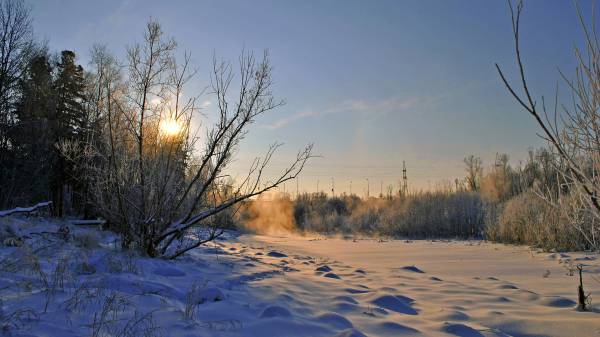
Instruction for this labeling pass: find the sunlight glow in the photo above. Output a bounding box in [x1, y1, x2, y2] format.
[160, 119, 181, 137]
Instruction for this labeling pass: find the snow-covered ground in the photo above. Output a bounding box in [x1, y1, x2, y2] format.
[1, 217, 599, 337]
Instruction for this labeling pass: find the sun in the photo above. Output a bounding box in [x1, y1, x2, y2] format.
[160, 119, 181, 137]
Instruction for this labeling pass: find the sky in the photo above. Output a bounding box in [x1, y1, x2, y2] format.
[29, 0, 594, 195]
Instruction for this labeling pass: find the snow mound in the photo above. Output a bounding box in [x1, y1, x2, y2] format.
[333, 295, 359, 304]
[316, 312, 353, 329]
[442, 322, 484, 337]
[335, 328, 368, 337]
[574, 256, 596, 261]
[370, 294, 418, 315]
[315, 265, 332, 272]
[267, 251, 287, 258]
[259, 305, 292, 318]
[377, 321, 420, 334]
[323, 272, 341, 279]
[539, 296, 576, 308]
[331, 302, 359, 312]
[434, 310, 470, 321]
[400, 265, 424, 273]
[196, 287, 225, 303]
[344, 287, 370, 294]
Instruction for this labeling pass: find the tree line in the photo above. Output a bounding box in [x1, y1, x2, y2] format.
[0, 1, 89, 215]
[240, 147, 592, 252]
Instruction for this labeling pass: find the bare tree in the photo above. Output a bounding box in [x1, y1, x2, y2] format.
[0, 0, 33, 206]
[68, 20, 312, 258]
[464, 155, 482, 192]
[0, 0, 31, 122]
[496, 0, 599, 251]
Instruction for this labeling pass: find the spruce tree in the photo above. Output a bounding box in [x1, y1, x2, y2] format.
[13, 53, 56, 205]
[53, 50, 88, 216]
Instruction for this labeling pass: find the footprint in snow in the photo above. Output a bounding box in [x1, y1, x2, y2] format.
[324, 272, 341, 279]
[267, 251, 287, 258]
[345, 288, 371, 294]
[575, 256, 596, 261]
[400, 265, 424, 273]
[315, 265, 332, 272]
[442, 323, 485, 337]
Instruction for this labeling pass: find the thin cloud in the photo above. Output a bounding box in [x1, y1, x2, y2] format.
[263, 96, 427, 130]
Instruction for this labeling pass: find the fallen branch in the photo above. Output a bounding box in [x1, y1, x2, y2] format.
[0, 201, 52, 217]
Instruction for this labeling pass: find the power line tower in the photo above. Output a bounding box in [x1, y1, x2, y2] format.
[402, 161, 408, 196]
[331, 177, 335, 197]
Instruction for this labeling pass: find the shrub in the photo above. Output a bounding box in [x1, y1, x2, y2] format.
[486, 190, 589, 251]
[287, 191, 486, 239]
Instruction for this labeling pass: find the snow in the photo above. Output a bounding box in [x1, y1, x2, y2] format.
[0, 217, 599, 336]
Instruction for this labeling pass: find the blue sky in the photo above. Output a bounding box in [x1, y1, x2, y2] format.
[30, 0, 593, 194]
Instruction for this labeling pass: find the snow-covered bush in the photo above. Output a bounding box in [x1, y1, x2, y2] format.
[487, 191, 593, 251]
[288, 191, 486, 238]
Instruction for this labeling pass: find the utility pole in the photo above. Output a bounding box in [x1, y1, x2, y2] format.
[350, 180, 352, 195]
[380, 181, 383, 198]
[366, 178, 370, 199]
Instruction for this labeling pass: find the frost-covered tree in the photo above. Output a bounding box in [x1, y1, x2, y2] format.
[496, 0, 600, 250]
[464, 155, 482, 192]
[67, 20, 312, 258]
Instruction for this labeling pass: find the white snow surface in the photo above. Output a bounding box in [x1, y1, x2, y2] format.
[1, 217, 599, 337]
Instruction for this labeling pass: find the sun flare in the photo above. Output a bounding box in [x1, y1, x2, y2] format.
[159, 119, 181, 137]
